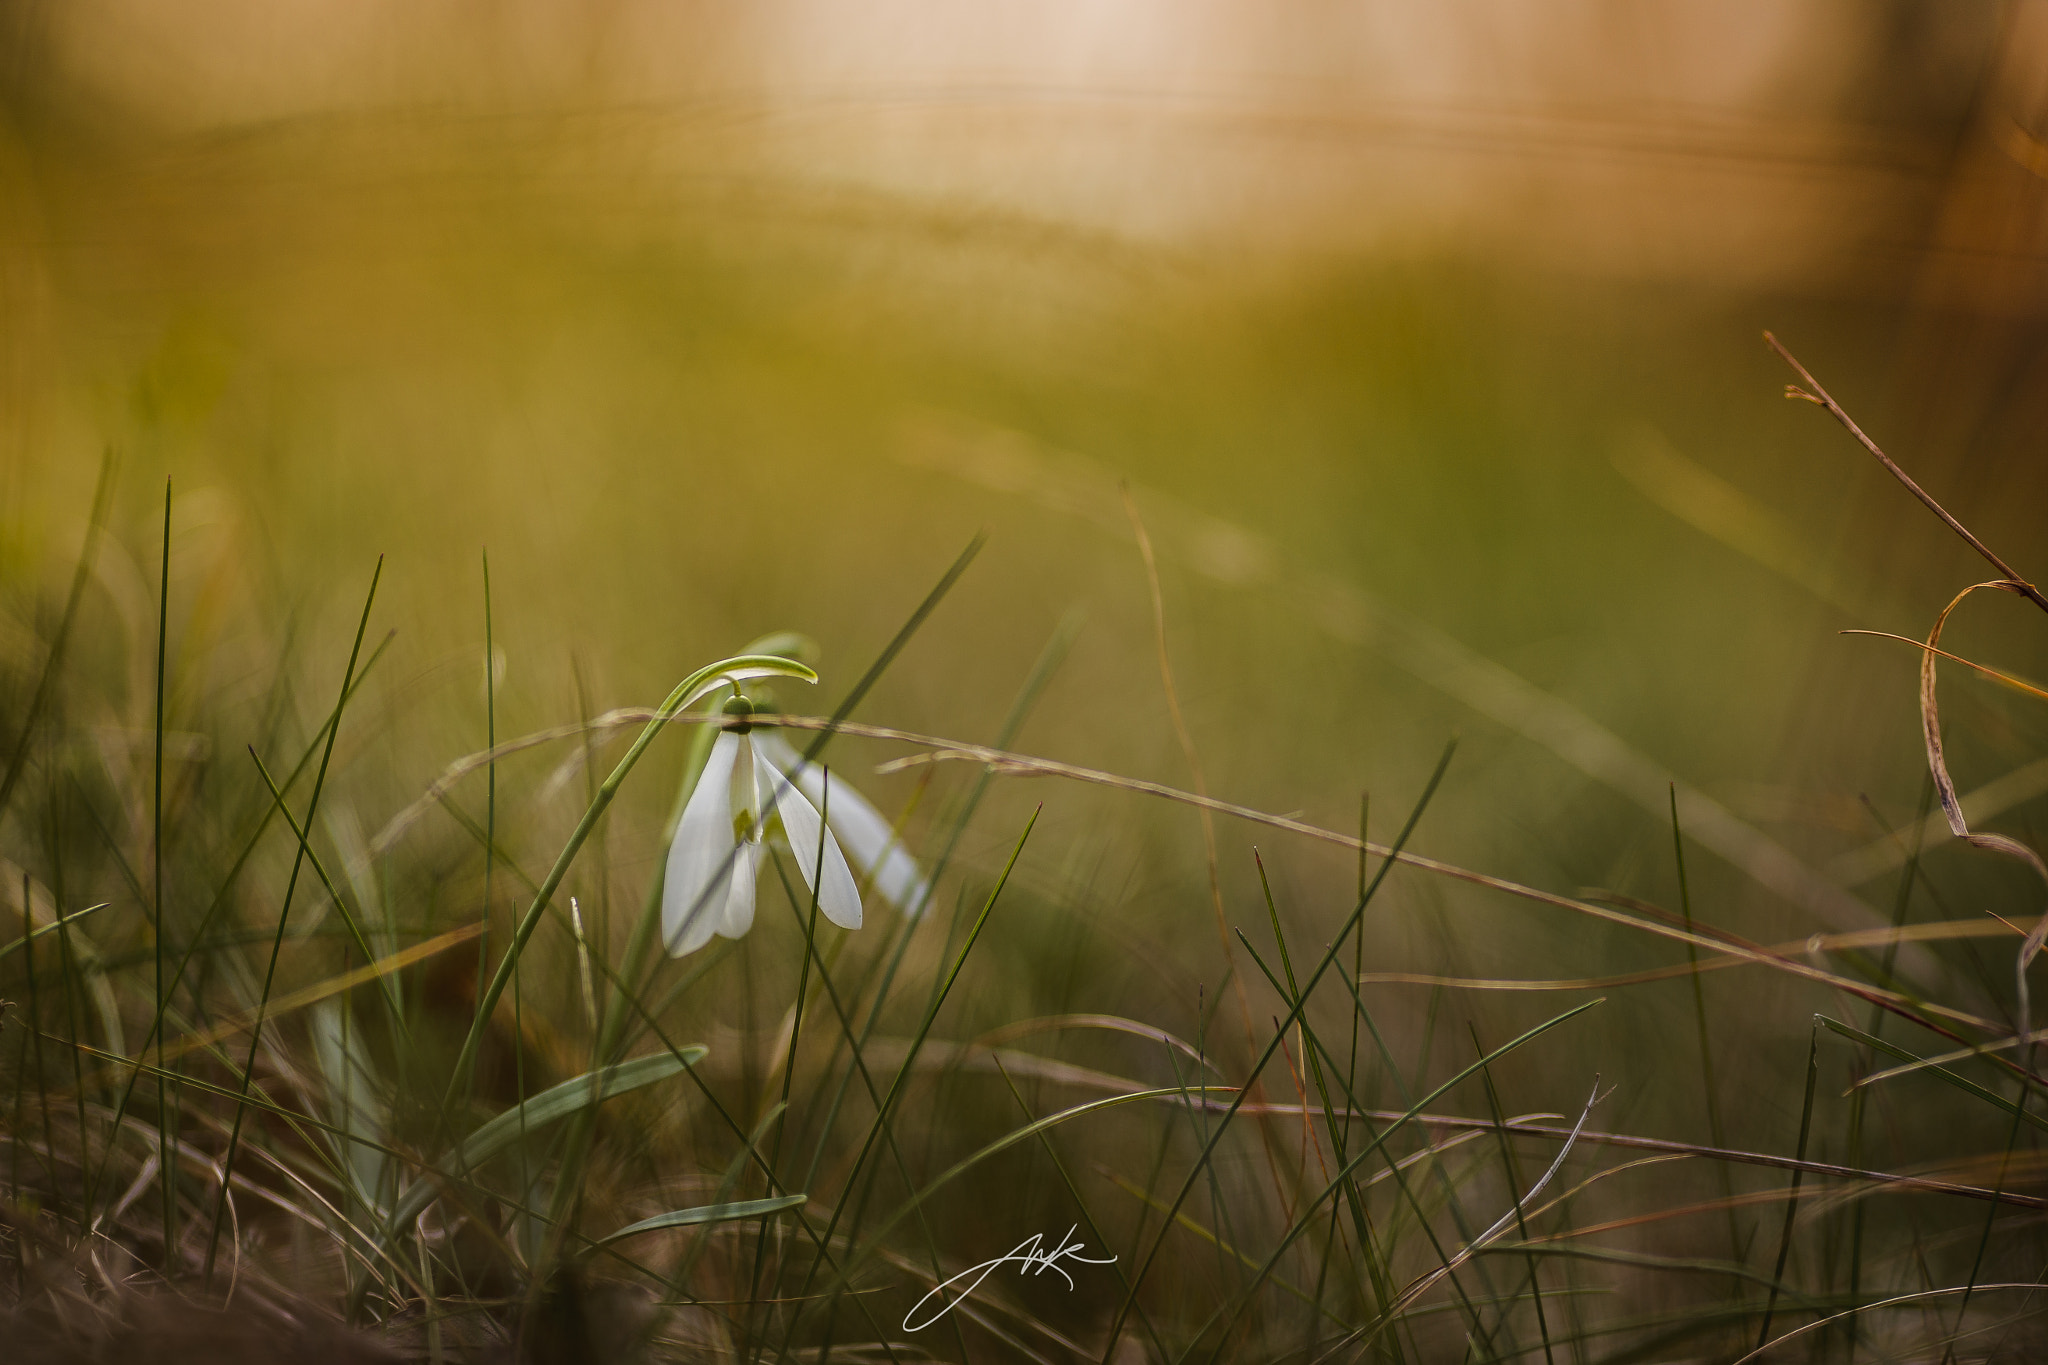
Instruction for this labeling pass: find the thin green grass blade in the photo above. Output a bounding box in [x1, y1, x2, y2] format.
[1472, 1026, 1554, 1365]
[1253, 848, 1400, 1331]
[1848, 775, 1936, 1363]
[669, 1102, 787, 1294]
[480, 548, 497, 1026]
[203, 556, 384, 1285]
[1237, 929, 1496, 1354]
[1756, 1022, 1821, 1351]
[0, 449, 116, 823]
[748, 848, 956, 1363]
[1944, 1047, 2037, 1361]
[743, 798, 831, 1349]
[389, 1047, 707, 1236]
[786, 806, 1040, 1352]
[992, 1059, 1173, 1361]
[22, 874, 55, 1222]
[1672, 784, 1742, 1272]
[1817, 1016, 2047, 1133]
[1100, 739, 1458, 1363]
[811, 1085, 1232, 1304]
[799, 607, 1079, 1197]
[1196, 998, 1605, 1361]
[248, 752, 403, 1022]
[151, 476, 175, 1271]
[793, 532, 985, 774]
[482, 552, 534, 1258]
[0, 903, 110, 963]
[49, 825, 93, 1231]
[593, 1195, 809, 1250]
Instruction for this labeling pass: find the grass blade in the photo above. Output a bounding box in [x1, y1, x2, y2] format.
[0, 450, 116, 824]
[151, 476, 175, 1271]
[592, 1195, 809, 1251]
[203, 556, 384, 1285]
[389, 1047, 708, 1236]
[1101, 739, 1458, 1362]
[1755, 1021, 1820, 1351]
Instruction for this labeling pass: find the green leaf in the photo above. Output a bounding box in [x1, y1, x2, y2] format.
[390, 1047, 706, 1235]
[452, 1047, 706, 1173]
[590, 1194, 808, 1250]
[0, 902, 109, 963]
[1817, 1016, 2047, 1134]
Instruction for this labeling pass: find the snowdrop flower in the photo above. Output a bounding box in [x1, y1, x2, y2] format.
[662, 692, 928, 956]
[749, 726, 931, 915]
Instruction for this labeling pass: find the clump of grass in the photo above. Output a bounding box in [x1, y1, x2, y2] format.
[2, 341, 2046, 1364]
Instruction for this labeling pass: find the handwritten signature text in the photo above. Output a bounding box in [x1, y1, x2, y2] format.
[903, 1225, 1118, 1332]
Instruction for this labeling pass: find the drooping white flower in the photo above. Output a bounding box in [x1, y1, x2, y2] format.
[663, 695, 872, 961]
[750, 728, 931, 916]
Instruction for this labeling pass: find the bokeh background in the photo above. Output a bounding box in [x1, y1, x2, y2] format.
[6, 0, 2048, 1178]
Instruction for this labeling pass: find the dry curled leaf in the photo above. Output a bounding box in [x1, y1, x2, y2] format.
[1917, 581, 2048, 1040]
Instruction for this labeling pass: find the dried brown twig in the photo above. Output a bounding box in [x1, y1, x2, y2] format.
[1914, 582, 2048, 1041]
[1764, 331, 2048, 617]
[1767, 333, 2048, 1048]
[376, 709, 2012, 1046]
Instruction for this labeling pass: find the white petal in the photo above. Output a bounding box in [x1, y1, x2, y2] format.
[662, 732, 741, 957]
[720, 839, 759, 939]
[755, 745, 863, 932]
[758, 732, 931, 916]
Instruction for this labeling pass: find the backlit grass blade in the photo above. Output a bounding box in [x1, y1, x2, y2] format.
[204, 555, 384, 1285]
[798, 608, 1079, 1196]
[1755, 1022, 1820, 1351]
[784, 805, 1040, 1353]
[0, 902, 110, 963]
[0, 449, 116, 824]
[82, 633, 395, 1225]
[1101, 739, 1457, 1362]
[1196, 1000, 1606, 1360]
[592, 1194, 808, 1251]
[1251, 849, 1400, 1338]
[1817, 1016, 2048, 1135]
[388, 1046, 707, 1237]
[151, 476, 174, 1270]
[1238, 928, 1494, 1351]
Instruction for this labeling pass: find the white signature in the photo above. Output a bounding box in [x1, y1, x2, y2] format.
[903, 1225, 1119, 1332]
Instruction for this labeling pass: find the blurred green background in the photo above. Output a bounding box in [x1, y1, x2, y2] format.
[5, 0, 2048, 1153]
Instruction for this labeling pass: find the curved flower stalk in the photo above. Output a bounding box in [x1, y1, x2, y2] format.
[665, 691, 926, 956]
